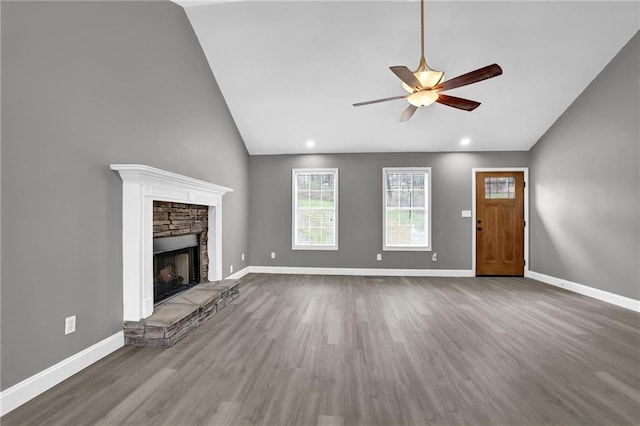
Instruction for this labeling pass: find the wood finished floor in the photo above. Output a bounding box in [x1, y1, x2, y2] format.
[3, 274, 639, 426]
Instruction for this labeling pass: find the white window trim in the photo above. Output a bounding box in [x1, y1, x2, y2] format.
[383, 167, 432, 252]
[292, 168, 339, 251]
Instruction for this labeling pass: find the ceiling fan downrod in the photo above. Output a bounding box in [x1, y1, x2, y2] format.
[410, 0, 444, 90]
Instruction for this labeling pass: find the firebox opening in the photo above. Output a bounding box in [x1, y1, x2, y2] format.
[153, 234, 200, 304]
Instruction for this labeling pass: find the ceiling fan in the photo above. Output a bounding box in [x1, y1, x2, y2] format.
[353, 0, 503, 122]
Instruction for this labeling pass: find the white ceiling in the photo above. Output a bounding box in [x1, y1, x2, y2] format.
[179, 1, 639, 155]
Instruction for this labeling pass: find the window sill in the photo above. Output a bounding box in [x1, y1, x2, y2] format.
[383, 246, 432, 252]
[292, 246, 339, 251]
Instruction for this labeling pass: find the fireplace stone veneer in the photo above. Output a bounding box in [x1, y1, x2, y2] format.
[153, 201, 209, 289]
[111, 164, 233, 321]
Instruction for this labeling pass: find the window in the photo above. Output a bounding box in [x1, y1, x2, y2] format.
[292, 168, 338, 250]
[484, 176, 516, 199]
[383, 167, 431, 251]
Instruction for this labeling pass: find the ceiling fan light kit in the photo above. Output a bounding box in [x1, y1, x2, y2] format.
[407, 90, 438, 107]
[353, 0, 503, 122]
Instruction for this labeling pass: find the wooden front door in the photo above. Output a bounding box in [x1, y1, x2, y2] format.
[476, 171, 525, 276]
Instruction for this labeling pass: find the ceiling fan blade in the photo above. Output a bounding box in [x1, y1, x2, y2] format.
[390, 66, 423, 91]
[434, 64, 502, 92]
[353, 95, 407, 107]
[400, 104, 418, 122]
[436, 94, 481, 111]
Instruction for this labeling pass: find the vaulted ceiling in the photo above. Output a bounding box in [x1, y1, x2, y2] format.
[176, 1, 639, 155]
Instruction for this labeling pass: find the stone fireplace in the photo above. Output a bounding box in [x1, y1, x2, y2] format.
[111, 164, 233, 322]
[152, 201, 209, 303]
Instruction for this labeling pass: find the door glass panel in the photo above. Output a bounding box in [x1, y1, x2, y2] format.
[485, 177, 515, 199]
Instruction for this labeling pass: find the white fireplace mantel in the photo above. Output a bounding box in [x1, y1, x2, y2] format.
[111, 164, 233, 321]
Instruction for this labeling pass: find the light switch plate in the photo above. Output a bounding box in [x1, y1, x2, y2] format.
[461, 210, 472, 218]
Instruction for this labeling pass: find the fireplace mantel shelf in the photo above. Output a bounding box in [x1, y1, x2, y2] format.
[111, 164, 233, 321]
[110, 164, 233, 199]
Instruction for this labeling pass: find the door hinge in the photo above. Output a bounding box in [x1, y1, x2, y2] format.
[524, 220, 526, 227]
[523, 181, 526, 187]
[524, 260, 526, 266]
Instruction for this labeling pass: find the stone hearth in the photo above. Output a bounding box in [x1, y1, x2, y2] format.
[124, 279, 240, 347]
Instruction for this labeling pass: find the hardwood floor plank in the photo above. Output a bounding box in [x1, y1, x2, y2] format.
[204, 401, 243, 426]
[2, 274, 639, 425]
[326, 309, 342, 345]
[594, 371, 640, 403]
[317, 414, 344, 426]
[95, 367, 176, 425]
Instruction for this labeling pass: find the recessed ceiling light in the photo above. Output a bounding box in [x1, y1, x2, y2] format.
[460, 138, 471, 146]
[306, 140, 315, 148]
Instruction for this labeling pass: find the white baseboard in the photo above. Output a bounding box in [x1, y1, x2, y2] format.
[526, 270, 640, 312]
[225, 266, 252, 280]
[0, 331, 124, 417]
[248, 266, 474, 277]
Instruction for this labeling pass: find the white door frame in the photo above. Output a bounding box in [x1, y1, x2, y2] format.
[471, 167, 529, 276]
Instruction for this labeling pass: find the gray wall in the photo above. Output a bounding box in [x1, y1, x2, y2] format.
[249, 152, 528, 270]
[1, 1, 249, 390]
[529, 32, 639, 300]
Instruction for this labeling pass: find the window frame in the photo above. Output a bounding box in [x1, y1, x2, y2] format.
[291, 168, 339, 251]
[382, 167, 432, 252]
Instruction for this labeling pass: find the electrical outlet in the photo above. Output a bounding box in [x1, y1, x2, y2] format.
[230, 265, 234, 274]
[376, 253, 382, 261]
[270, 252, 276, 259]
[65, 315, 76, 335]
[432, 252, 437, 262]
[242, 253, 245, 262]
